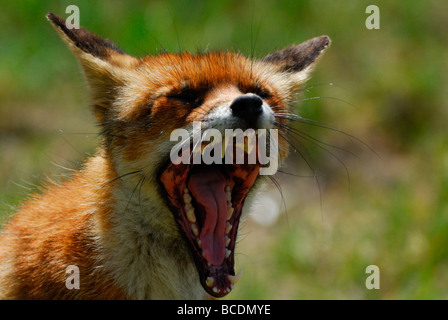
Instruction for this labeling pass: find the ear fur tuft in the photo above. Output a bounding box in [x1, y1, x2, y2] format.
[46, 12, 125, 60]
[46, 13, 140, 124]
[263, 35, 330, 73]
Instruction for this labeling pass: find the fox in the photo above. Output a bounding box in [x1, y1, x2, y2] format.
[0, 13, 330, 299]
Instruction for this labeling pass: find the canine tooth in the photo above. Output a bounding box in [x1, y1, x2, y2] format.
[221, 142, 227, 158]
[191, 224, 199, 236]
[201, 140, 213, 155]
[226, 249, 231, 258]
[225, 236, 230, 247]
[206, 277, 214, 287]
[235, 141, 245, 152]
[183, 193, 192, 203]
[223, 135, 232, 156]
[226, 222, 232, 234]
[226, 191, 232, 201]
[186, 208, 196, 223]
[197, 239, 202, 248]
[228, 270, 243, 284]
[245, 137, 255, 154]
[227, 207, 234, 220]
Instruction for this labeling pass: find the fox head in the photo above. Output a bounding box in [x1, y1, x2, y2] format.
[47, 13, 330, 298]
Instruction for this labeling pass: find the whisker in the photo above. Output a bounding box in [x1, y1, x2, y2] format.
[276, 169, 315, 178]
[277, 130, 324, 219]
[138, 175, 147, 216]
[276, 130, 316, 180]
[273, 95, 359, 110]
[267, 175, 288, 226]
[275, 121, 358, 159]
[275, 122, 351, 190]
[300, 82, 335, 93]
[103, 170, 142, 187]
[273, 112, 380, 159]
[124, 175, 146, 215]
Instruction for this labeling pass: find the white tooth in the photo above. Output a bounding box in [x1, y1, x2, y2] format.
[221, 142, 227, 158]
[228, 270, 243, 284]
[201, 141, 211, 155]
[202, 140, 211, 147]
[235, 141, 245, 152]
[223, 135, 232, 156]
[201, 144, 207, 155]
[185, 203, 193, 211]
[230, 284, 234, 290]
[183, 188, 189, 194]
[191, 224, 199, 236]
[206, 277, 214, 287]
[211, 138, 220, 150]
[197, 239, 202, 248]
[186, 208, 196, 223]
[226, 191, 231, 201]
[225, 185, 231, 192]
[225, 236, 230, 247]
[226, 287, 231, 293]
[183, 193, 192, 203]
[227, 207, 234, 220]
[226, 222, 232, 234]
[226, 249, 231, 258]
[213, 287, 218, 293]
[246, 137, 255, 154]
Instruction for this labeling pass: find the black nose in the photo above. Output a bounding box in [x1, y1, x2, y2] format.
[230, 94, 263, 126]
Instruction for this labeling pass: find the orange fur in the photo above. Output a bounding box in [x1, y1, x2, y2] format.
[0, 13, 329, 299]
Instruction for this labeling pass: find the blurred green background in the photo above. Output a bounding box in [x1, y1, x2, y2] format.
[1, 0, 447, 299]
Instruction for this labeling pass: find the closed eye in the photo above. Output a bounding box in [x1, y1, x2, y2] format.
[167, 89, 204, 106]
[238, 83, 272, 100]
[252, 88, 271, 99]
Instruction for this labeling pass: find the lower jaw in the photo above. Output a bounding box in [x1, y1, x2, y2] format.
[160, 163, 260, 297]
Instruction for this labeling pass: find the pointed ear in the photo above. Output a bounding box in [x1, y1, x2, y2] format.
[262, 35, 330, 89]
[46, 13, 139, 121]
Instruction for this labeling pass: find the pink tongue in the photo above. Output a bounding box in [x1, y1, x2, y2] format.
[188, 167, 228, 266]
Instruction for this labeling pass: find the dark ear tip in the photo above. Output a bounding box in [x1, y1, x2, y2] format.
[46, 12, 57, 22]
[46, 12, 65, 29]
[315, 35, 331, 50]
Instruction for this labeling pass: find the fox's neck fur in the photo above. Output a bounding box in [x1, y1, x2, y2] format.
[79, 151, 205, 299]
[0, 149, 203, 299]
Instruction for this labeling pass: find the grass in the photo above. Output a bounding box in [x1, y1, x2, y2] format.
[1, 0, 447, 299]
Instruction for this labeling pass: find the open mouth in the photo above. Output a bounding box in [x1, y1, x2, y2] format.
[159, 137, 261, 297]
